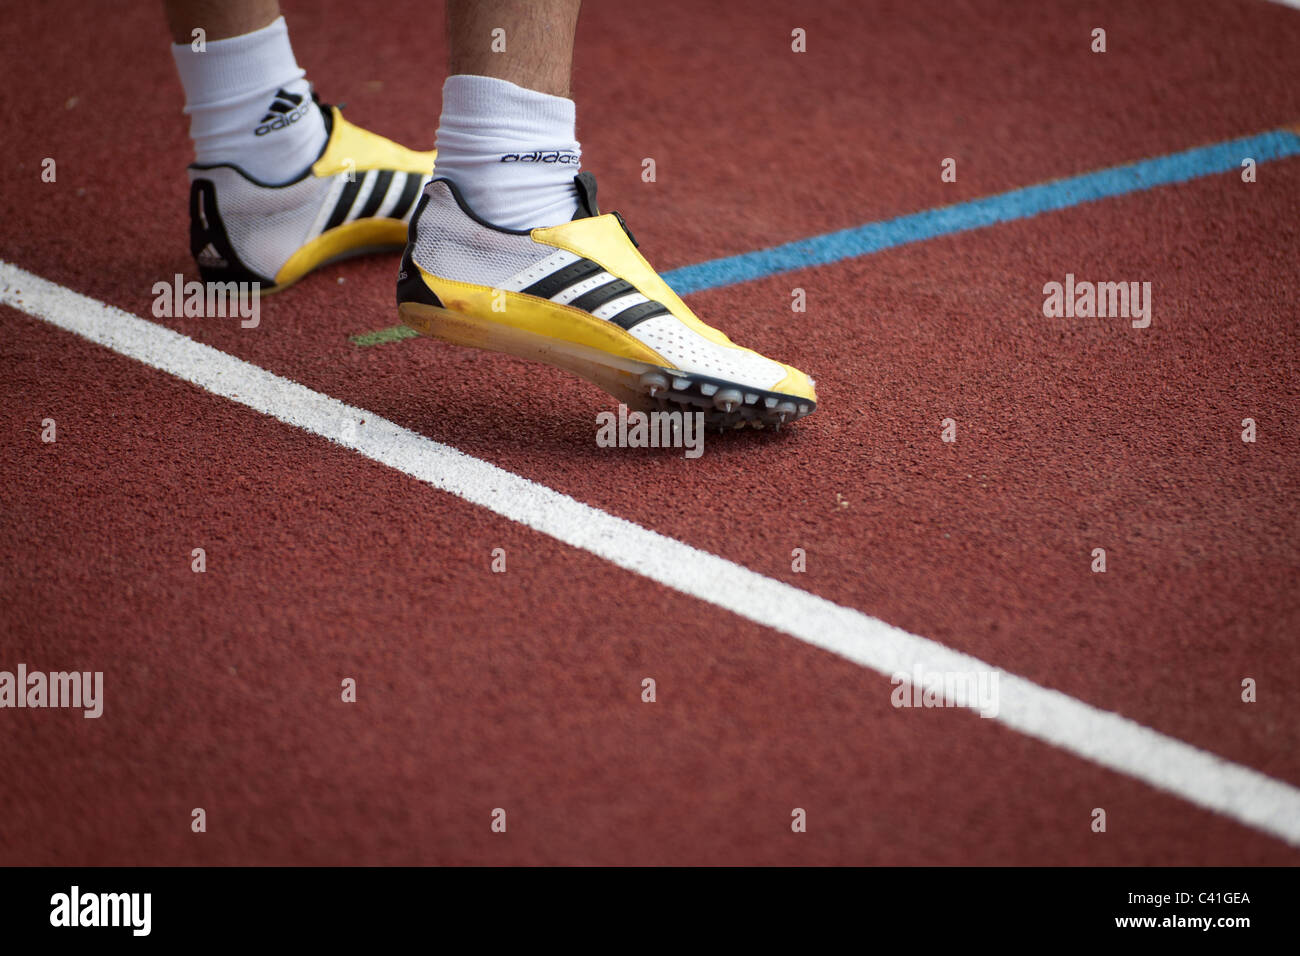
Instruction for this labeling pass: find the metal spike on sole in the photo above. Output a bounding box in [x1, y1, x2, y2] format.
[639, 371, 670, 396]
[714, 388, 743, 414]
[627, 365, 815, 431]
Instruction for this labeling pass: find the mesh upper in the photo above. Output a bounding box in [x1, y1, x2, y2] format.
[412, 181, 552, 286]
[191, 165, 337, 279]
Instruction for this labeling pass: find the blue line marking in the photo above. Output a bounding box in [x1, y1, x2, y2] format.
[661, 128, 1300, 296]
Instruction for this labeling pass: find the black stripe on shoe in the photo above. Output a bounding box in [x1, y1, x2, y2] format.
[608, 300, 671, 330]
[520, 258, 604, 300]
[569, 278, 637, 314]
[323, 172, 366, 231]
[355, 169, 394, 220]
[388, 173, 423, 221]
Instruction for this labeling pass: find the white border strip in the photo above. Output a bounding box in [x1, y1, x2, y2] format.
[4, 258, 1299, 848]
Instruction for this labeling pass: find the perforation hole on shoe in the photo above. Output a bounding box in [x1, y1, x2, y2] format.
[629, 314, 784, 389]
[498, 249, 583, 292]
[552, 272, 615, 305]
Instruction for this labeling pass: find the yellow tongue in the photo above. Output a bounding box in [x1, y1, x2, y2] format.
[311, 106, 436, 177]
[530, 215, 737, 347]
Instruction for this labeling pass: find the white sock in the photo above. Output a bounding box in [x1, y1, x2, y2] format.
[433, 75, 582, 229]
[170, 16, 329, 184]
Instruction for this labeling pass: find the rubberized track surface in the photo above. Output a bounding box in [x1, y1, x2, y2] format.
[2, 0, 1299, 864]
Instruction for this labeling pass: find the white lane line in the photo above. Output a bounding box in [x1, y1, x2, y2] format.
[4, 258, 1299, 848]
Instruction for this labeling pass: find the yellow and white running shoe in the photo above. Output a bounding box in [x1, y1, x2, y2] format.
[189, 98, 435, 292]
[396, 172, 818, 429]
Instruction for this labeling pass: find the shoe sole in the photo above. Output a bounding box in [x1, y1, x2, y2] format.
[398, 301, 816, 430]
[200, 240, 408, 298]
[259, 241, 408, 296]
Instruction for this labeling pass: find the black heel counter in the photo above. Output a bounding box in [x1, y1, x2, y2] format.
[395, 193, 444, 309]
[189, 179, 274, 287]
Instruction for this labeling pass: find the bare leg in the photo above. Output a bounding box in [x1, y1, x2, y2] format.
[447, 0, 581, 98]
[163, 0, 280, 44]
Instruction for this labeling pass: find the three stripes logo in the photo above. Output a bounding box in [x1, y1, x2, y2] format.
[519, 257, 671, 331]
[320, 170, 425, 232]
[196, 243, 227, 269]
[255, 88, 310, 137]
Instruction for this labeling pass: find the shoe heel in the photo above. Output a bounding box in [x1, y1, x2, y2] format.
[395, 196, 445, 311]
[189, 179, 273, 287]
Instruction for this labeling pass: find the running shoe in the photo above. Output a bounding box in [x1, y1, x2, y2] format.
[396, 172, 817, 428]
[189, 99, 435, 292]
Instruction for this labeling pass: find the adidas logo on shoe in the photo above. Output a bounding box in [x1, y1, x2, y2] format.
[196, 243, 227, 268]
[254, 88, 310, 137]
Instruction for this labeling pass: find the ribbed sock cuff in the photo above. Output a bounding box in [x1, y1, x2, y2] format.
[438, 75, 576, 138]
[171, 16, 306, 110]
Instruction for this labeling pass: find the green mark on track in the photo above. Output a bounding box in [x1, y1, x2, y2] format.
[350, 325, 419, 347]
